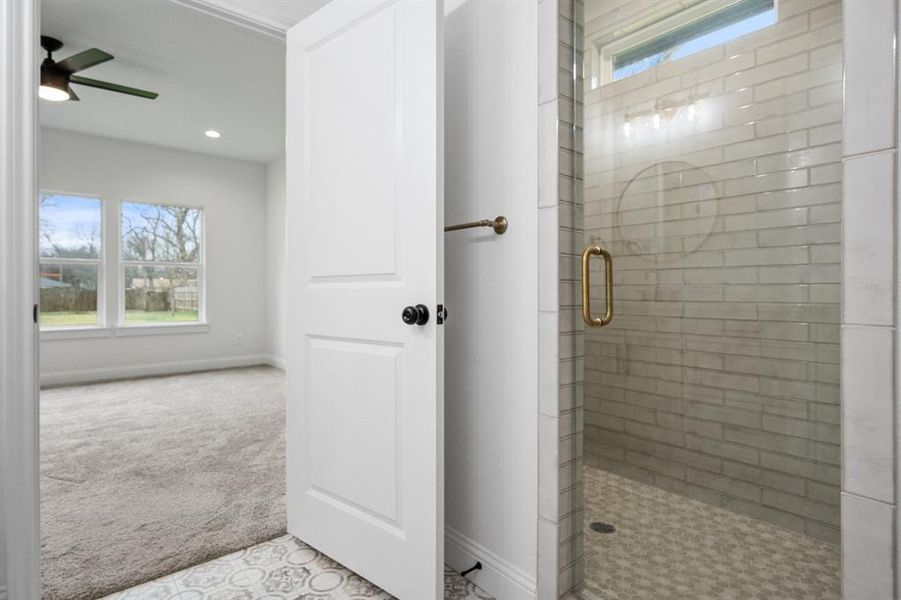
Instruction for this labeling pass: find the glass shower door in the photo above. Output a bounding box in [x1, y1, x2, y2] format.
[577, 0, 842, 597]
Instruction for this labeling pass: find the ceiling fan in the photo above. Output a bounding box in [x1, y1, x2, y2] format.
[39, 36, 158, 102]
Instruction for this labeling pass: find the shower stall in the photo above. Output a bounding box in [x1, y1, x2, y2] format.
[570, 0, 843, 596]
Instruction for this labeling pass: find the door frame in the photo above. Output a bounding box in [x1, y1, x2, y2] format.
[0, 0, 40, 597]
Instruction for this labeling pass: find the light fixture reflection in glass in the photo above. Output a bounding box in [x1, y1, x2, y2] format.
[39, 85, 70, 102]
[623, 120, 632, 138]
[204, 130, 221, 139]
[652, 113, 661, 129]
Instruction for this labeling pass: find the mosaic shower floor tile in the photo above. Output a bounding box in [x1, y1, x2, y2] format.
[581, 466, 841, 600]
[103, 534, 492, 600]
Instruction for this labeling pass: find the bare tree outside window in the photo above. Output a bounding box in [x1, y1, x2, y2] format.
[121, 202, 203, 324]
[122, 204, 200, 263]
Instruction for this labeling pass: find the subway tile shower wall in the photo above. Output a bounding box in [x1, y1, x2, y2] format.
[582, 0, 842, 544]
[557, 0, 585, 595]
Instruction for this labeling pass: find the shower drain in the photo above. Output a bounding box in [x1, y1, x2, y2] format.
[590, 521, 616, 534]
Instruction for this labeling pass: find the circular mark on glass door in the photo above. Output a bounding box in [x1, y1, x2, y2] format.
[614, 160, 720, 264]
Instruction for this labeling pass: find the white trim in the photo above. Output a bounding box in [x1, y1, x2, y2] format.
[40, 326, 111, 340]
[0, 0, 40, 597]
[40, 322, 211, 341]
[444, 526, 536, 600]
[110, 323, 210, 337]
[106, 194, 120, 327]
[265, 354, 286, 370]
[167, 0, 289, 40]
[40, 353, 272, 387]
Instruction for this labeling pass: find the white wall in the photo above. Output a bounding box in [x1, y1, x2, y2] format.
[39, 128, 269, 385]
[443, 2, 539, 598]
[265, 156, 286, 366]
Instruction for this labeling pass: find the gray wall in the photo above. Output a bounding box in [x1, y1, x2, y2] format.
[40, 128, 270, 385]
[581, 0, 842, 543]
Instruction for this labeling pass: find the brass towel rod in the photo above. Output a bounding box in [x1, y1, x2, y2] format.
[445, 216, 508, 235]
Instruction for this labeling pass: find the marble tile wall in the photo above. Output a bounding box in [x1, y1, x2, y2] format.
[535, 0, 586, 597]
[556, 0, 585, 596]
[536, 0, 563, 595]
[840, 1, 898, 598]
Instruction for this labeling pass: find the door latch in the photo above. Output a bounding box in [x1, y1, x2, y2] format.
[437, 304, 447, 325]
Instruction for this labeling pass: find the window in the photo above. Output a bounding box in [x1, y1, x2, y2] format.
[38, 193, 205, 331]
[39, 193, 103, 328]
[121, 202, 203, 325]
[592, 0, 777, 86]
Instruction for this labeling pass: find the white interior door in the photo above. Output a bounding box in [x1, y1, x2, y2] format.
[284, 2, 444, 599]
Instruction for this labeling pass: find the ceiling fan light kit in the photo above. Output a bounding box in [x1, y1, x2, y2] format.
[39, 35, 159, 102]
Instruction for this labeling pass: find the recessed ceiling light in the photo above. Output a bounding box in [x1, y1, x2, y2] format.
[205, 130, 221, 139]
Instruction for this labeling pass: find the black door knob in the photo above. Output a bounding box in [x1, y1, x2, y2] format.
[402, 304, 429, 326]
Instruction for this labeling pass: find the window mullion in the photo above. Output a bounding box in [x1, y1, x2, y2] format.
[122, 261, 200, 268]
[38, 257, 102, 265]
[107, 198, 120, 328]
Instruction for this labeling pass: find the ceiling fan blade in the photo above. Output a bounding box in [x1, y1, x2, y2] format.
[55, 48, 113, 73]
[67, 87, 79, 101]
[69, 75, 158, 100]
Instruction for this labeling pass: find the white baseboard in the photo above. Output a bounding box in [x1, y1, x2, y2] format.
[445, 526, 536, 600]
[40, 354, 273, 387]
[264, 354, 286, 370]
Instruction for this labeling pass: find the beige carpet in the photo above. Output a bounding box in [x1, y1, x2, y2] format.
[40, 366, 286, 600]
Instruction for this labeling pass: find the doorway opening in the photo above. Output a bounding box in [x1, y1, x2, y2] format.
[37, 1, 292, 597]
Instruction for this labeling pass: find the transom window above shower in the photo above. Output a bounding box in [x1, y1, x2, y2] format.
[586, 0, 777, 89]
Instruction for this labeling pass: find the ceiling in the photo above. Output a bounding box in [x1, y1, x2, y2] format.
[40, 0, 327, 164]
[175, 0, 332, 34]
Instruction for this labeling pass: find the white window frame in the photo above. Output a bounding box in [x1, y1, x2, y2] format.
[586, 0, 779, 89]
[37, 189, 106, 332]
[39, 194, 208, 339]
[117, 198, 207, 330]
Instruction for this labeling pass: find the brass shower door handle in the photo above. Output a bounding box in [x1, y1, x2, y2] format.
[581, 245, 613, 327]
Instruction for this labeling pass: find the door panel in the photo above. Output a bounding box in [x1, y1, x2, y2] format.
[285, 2, 443, 599]
[306, 336, 402, 526]
[305, 7, 399, 279]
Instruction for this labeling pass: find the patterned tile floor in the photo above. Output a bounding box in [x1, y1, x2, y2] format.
[581, 466, 841, 600]
[103, 534, 492, 600]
